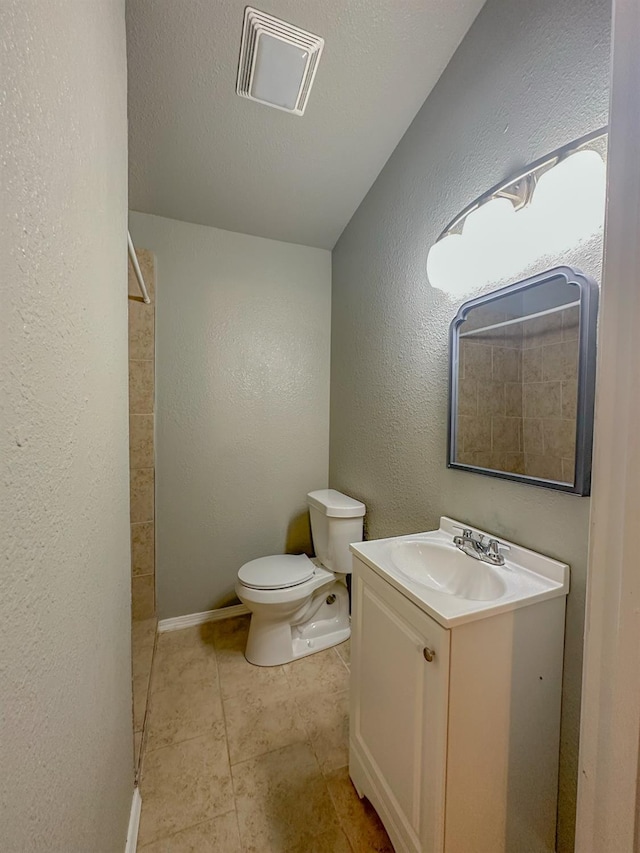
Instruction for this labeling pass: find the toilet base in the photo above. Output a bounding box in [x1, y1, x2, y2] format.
[244, 581, 351, 666]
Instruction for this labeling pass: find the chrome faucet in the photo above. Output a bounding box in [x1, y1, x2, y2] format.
[452, 526, 510, 566]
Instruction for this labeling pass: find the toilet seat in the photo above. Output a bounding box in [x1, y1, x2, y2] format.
[237, 554, 315, 590]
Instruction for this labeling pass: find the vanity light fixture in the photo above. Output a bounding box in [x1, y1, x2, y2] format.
[236, 7, 324, 116]
[427, 127, 608, 295]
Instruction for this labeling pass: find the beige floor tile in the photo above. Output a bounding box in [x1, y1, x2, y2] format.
[295, 688, 349, 774]
[137, 812, 242, 852]
[133, 636, 155, 683]
[146, 676, 224, 751]
[283, 648, 350, 694]
[301, 826, 352, 852]
[216, 646, 288, 701]
[232, 742, 341, 853]
[152, 654, 219, 697]
[326, 766, 394, 852]
[242, 824, 352, 853]
[138, 727, 234, 847]
[336, 638, 351, 667]
[133, 669, 151, 733]
[223, 681, 308, 765]
[156, 623, 217, 658]
[133, 617, 157, 652]
[135, 731, 143, 769]
[211, 614, 250, 651]
[152, 628, 218, 696]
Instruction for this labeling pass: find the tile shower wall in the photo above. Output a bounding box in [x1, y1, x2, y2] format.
[522, 306, 579, 481]
[128, 249, 156, 620]
[457, 308, 524, 474]
[457, 306, 579, 482]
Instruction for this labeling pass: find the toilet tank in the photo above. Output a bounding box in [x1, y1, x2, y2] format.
[307, 489, 366, 575]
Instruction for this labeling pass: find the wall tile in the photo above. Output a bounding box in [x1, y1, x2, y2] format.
[503, 320, 524, 347]
[128, 248, 156, 303]
[459, 415, 491, 452]
[131, 467, 154, 523]
[132, 522, 154, 577]
[130, 415, 154, 469]
[503, 452, 525, 475]
[522, 347, 543, 383]
[477, 381, 505, 417]
[129, 300, 155, 360]
[562, 306, 580, 340]
[524, 453, 563, 480]
[505, 383, 522, 417]
[492, 416, 521, 452]
[523, 418, 544, 455]
[457, 378, 478, 417]
[543, 418, 576, 458]
[561, 380, 578, 420]
[492, 346, 521, 382]
[462, 343, 492, 381]
[542, 340, 579, 382]
[561, 457, 575, 483]
[523, 382, 562, 419]
[129, 359, 154, 414]
[455, 451, 476, 465]
[473, 450, 505, 470]
[523, 312, 563, 348]
[133, 574, 156, 621]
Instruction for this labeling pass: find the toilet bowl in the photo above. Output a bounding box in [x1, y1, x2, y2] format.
[236, 489, 366, 666]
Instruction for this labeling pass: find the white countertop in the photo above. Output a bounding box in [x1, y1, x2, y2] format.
[350, 516, 570, 628]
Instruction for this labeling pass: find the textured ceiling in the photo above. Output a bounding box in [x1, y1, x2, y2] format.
[127, 0, 486, 249]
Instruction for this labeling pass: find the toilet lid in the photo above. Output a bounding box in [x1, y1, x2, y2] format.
[238, 554, 315, 590]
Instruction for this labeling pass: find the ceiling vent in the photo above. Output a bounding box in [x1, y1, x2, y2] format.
[236, 7, 324, 116]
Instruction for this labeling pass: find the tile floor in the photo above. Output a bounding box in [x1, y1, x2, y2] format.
[133, 617, 158, 772]
[136, 615, 393, 852]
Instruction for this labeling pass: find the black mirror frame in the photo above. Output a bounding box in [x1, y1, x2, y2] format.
[447, 266, 599, 496]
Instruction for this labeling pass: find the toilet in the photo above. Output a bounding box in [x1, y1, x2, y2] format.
[236, 489, 366, 666]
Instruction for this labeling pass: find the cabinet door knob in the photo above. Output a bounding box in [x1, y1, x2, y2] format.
[423, 647, 435, 663]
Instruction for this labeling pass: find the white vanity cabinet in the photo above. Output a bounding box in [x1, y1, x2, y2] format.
[349, 555, 566, 853]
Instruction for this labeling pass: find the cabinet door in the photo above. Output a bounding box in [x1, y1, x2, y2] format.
[351, 559, 450, 853]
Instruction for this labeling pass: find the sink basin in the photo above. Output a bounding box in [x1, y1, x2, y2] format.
[390, 540, 506, 601]
[350, 517, 569, 627]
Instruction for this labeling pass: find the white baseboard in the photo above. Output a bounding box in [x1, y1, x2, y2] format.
[125, 786, 142, 853]
[157, 603, 250, 633]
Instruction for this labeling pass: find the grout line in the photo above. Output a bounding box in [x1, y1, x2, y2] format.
[136, 810, 239, 851]
[134, 618, 158, 784]
[211, 638, 235, 777]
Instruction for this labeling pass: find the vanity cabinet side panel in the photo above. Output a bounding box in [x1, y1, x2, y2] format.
[350, 557, 450, 853]
[444, 597, 566, 853]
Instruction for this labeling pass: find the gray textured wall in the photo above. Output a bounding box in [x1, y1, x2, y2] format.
[1, 2, 133, 850]
[129, 213, 331, 619]
[330, 0, 610, 848]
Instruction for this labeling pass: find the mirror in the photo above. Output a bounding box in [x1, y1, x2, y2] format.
[448, 266, 599, 495]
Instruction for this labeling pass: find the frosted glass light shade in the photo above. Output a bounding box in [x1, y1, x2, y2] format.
[428, 150, 606, 295]
[530, 150, 606, 250]
[462, 198, 517, 283]
[427, 234, 471, 294]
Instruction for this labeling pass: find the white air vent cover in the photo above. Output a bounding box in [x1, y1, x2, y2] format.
[237, 7, 324, 116]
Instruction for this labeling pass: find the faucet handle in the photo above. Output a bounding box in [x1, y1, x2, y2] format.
[487, 538, 510, 557]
